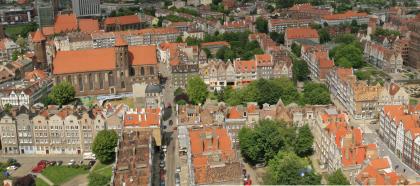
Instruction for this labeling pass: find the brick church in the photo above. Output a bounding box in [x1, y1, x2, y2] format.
[50, 33, 159, 96]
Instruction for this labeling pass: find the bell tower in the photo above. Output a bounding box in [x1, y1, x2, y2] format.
[32, 29, 47, 69]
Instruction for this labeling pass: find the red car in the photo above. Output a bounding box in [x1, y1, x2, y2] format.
[32, 160, 48, 173]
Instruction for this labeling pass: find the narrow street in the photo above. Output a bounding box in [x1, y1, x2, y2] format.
[158, 62, 178, 186]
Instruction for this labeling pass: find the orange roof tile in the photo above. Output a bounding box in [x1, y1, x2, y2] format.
[356, 158, 400, 185]
[247, 104, 257, 113]
[286, 27, 319, 40]
[24, 69, 47, 81]
[32, 29, 46, 42]
[255, 54, 273, 67]
[124, 108, 161, 127]
[115, 36, 128, 47]
[229, 107, 241, 119]
[235, 60, 256, 73]
[323, 11, 368, 20]
[104, 15, 141, 26]
[54, 14, 78, 33]
[53, 45, 157, 74]
[41, 26, 55, 36]
[78, 19, 100, 33]
[200, 41, 230, 47]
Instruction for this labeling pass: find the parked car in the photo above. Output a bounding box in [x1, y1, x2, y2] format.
[48, 161, 57, 166]
[175, 173, 180, 186]
[67, 159, 76, 166]
[88, 160, 96, 167]
[32, 160, 47, 173]
[7, 165, 18, 170]
[57, 161, 63, 166]
[176, 166, 181, 173]
[159, 162, 165, 168]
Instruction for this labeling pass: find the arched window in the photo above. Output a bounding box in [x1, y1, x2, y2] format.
[67, 75, 71, 84]
[129, 67, 135, 76]
[149, 66, 154, 75]
[88, 74, 93, 90]
[140, 67, 145, 75]
[99, 73, 104, 89]
[108, 72, 114, 86]
[78, 75, 83, 91]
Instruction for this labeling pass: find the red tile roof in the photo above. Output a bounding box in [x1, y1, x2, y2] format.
[78, 19, 100, 33]
[323, 11, 368, 20]
[104, 15, 141, 26]
[124, 108, 161, 128]
[54, 14, 78, 33]
[24, 69, 47, 81]
[229, 107, 241, 119]
[356, 158, 400, 185]
[234, 60, 256, 73]
[53, 45, 157, 74]
[286, 27, 319, 40]
[32, 29, 46, 42]
[255, 54, 273, 67]
[114, 36, 128, 47]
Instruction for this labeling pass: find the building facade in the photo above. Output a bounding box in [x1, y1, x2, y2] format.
[71, 0, 100, 17]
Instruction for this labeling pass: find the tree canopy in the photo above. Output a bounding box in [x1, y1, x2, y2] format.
[300, 83, 331, 105]
[292, 59, 310, 82]
[327, 169, 350, 185]
[255, 17, 268, 33]
[238, 120, 285, 165]
[48, 81, 76, 105]
[318, 28, 331, 44]
[291, 43, 302, 57]
[92, 130, 118, 164]
[294, 125, 314, 157]
[264, 151, 321, 185]
[186, 76, 209, 105]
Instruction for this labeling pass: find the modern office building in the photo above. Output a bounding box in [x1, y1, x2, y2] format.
[36, 0, 55, 27]
[71, 0, 100, 17]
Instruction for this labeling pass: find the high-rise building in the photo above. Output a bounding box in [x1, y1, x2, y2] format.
[71, 0, 100, 17]
[408, 16, 420, 69]
[36, 0, 55, 27]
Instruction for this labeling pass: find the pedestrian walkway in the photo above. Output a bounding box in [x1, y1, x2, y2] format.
[37, 174, 54, 186]
[62, 174, 88, 186]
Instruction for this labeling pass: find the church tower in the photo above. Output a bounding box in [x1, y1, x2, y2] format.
[32, 29, 47, 69]
[114, 36, 130, 89]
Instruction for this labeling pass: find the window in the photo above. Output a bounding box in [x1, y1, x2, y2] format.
[130, 67, 135, 76]
[149, 67, 154, 75]
[121, 81, 125, 89]
[108, 72, 114, 86]
[67, 75, 72, 84]
[141, 67, 145, 75]
[78, 75, 84, 91]
[99, 73, 104, 89]
[88, 74, 94, 90]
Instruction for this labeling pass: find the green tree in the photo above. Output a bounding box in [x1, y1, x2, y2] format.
[327, 169, 350, 185]
[11, 50, 19, 61]
[92, 130, 118, 164]
[294, 125, 314, 157]
[3, 103, 12, 115]
[334, 33, 357, 44]
[16, 36, 26, 49]
[291, 42, 301, 57]
[176, 36, 183, 42]
[292, 59, 309, 82]
[239, 120, 285, 165]
[255, 79, 281, 105]
[301, 83, 331, 105]
[88, 172, 111, 186]
[48, 81, 76, 105]
[318, 28, 331, 44]
[264, 151, 321, 185]
[334, 44, 364, 68]
[174, 87, 184, 96]
[186, 76, 208, 104]
[335, 57, 353, 68]
[216, 47, 226, 60]
[269, 32, 284, 44]
[255, 17, 268, 33]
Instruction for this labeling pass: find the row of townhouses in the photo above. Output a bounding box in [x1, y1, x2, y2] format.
[311, 108, 405, 184]
[379, 104, 420, 173]
[301, 44, 335, 81]
[326, 67, 409, 120]
[0, 105, 127, 155]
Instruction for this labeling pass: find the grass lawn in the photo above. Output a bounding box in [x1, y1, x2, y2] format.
[42, 166, 89, 185]
[35, 178, 49, 186]
[92, 162, 113, 178]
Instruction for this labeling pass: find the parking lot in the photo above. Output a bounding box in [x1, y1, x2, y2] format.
[0, 155, 83, 177]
